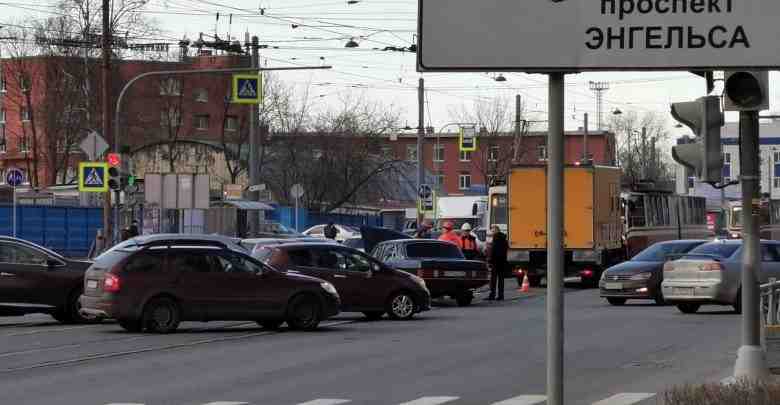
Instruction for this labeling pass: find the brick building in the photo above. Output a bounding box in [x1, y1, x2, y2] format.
[0, 53, 250, 187]
[383, 130, 617, 195]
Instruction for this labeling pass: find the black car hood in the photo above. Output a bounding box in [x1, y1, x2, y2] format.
[361, 226, 411, 254]
[604, 260, 663, 275]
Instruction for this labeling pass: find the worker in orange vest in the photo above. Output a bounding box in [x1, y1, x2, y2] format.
[438, 221, 462, 247]
[459, 223, 480, 260]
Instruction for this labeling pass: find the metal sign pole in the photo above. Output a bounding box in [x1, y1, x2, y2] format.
[12, 185, 16, 238]
[547, 72, 565, 405]
[295, 196, 299, 232]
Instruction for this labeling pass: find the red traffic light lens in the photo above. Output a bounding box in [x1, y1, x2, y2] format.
[725, 72, 763, 109]
[107, 153, 120, 167]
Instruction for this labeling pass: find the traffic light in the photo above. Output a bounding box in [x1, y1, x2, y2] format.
[724, 71, 769, 112]
[108, 167, 120, 190]
[670, 95, 723, 184]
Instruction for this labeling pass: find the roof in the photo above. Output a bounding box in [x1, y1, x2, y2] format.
[378, 238, 449, 245]
[212, 200, 275, 210]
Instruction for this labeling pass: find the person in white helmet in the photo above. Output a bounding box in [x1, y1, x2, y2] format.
[459, 222, 479, 260]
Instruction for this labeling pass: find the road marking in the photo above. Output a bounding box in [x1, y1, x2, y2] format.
[491, 395, 547, 405]
[104, 403, 144, 405]
[398, 397, 460, 405]
[296, 400, 351, 405]
[202, 402, 250, 405]
[2, 324, 103, 337]
[591, 393, 655, 405]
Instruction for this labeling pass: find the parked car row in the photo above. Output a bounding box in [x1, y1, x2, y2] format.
[600, 238, 777, 315]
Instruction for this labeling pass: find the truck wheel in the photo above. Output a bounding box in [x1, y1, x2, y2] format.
[676, 303, 700, 314]
[455, 291, 473, 307]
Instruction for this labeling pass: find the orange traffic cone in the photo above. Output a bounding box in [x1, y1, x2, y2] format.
[520, 273, 530, 293]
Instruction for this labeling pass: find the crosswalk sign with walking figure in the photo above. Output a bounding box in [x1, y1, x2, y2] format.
[232, 74, 262, 104]
[78, 162, 109, 192]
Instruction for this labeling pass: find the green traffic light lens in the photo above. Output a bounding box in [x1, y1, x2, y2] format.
[726, 72, 763, 108]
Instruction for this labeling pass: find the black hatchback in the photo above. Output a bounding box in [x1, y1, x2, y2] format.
[80, 234, 340, 333]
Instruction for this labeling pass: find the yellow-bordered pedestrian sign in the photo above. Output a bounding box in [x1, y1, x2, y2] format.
[78, 162, 109, 192]
[459, 126, 477, 152]
[232, 74, 262, 104]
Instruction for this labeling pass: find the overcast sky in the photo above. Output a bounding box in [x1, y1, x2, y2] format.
[2, 0, 777, 151]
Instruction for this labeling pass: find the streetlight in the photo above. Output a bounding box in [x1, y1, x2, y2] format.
[494, 74, 507, 82]
[344, 38, 359, 48]
[612, 108, 623, 115]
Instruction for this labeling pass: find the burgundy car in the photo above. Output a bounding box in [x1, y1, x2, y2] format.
[80, 234, 340, 333]
[254, 242, 431, 320]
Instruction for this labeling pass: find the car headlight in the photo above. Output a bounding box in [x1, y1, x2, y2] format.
[320, 282, 339, 296]
[630, 272, 653, 281]
[600, 271, 607, 281]
[409, 274, 427, 289]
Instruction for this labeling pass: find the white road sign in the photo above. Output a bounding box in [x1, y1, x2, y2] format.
[291, 183, 304, 199]
[418, 0, 780, 71]
[79, 131, 109, 161]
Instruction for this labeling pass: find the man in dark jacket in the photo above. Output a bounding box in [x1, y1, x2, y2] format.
[487, 225, 508, 301]
[324, 222, 339, 240]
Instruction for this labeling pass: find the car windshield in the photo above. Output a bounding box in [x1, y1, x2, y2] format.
[406, 242, 464, 259]
[684, 242, 740, 259]
[631, 241, 704, 262]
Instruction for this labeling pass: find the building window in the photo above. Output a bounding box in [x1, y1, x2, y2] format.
[487, 174, 496, 186]
[434, 174, 445, 189]
[159, 78, 182, 96]
[406, 144, 418, 162]
[722, 177, 730, 185]
[380, 146, 393, 159]
[0, 125, 5, 153]
[459, 150, 472, 162]
[459, 173, 471, 190]
[0, 168, 5, 184]
[433, 145, 445, 162]
[0, 108, 5, 123]
[724, 152, 731, 163]
[20, 108, 30, 122]
[195, 115, 210, 130]
[20, 76, 30, 92]
[19, 135, 29, 153]
[489, 146, 499, 162]
[538, 145, 548, 161]
[0, 74, 5, 93]
[224, 116, 238, 131]
[161, 108, 181, 128]
[194, 88, 208, 102]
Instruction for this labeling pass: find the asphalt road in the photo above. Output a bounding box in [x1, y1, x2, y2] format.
[0, 286, 741, 405]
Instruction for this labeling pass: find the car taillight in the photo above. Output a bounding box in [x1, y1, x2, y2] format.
[700, 262, 723, 272]
[514, 268, 525, 277]
[580, 268, 594, 278]
[663, 262, 674, 272]
[417, 269, 436, 278]
[104, 274, 121, 292]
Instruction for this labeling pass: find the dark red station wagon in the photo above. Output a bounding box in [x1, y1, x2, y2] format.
[80, 234, 340, 333]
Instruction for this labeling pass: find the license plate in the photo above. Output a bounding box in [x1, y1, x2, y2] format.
[446, 271, 466, 277]
[605, 282, 623, 290]
[673, 287, 695, 296]
[87, 280, 98, 289]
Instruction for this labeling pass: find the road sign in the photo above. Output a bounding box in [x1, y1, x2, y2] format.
[459, 127, 477, 152]
[418, 189, 436, 213]
[291, 183, 304, 199]
[418, 184, 432, 200]
[232, 74, 262, 104]
[78, 162, 109, 192]
[106, 153, 121, 167]
[79, 131, 109, 161]
[5, 168, 23, 187]
[418, 0, 780, 71]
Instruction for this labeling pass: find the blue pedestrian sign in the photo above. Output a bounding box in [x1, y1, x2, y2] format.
[232, 74, 262, 104]
[5, 168, 24, 187]
[78, 162, 109, 193]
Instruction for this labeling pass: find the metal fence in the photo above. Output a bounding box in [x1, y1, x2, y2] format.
[762, 278, 780, 325]
[0, 205, 103, 258]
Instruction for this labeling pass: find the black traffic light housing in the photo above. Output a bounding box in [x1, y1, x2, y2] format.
[670, 95, 723, 185]
[724, 71, 769, 111]
[108, 166, 120, 190]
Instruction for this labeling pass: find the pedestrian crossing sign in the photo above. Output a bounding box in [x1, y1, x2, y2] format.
[78, 162, 109, 192]
[232, 74, 262, 104]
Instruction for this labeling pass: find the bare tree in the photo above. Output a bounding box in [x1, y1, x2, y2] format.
[608, 110, 673, 185]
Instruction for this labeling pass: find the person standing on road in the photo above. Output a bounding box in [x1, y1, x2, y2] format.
[324, 222, 339, 240]
[487, 225, 508, 301]
[415, 220, 433, 239]
[459, 223, 479, 260]
[128, 220, 140, 238]
[438, 221, 462, 247]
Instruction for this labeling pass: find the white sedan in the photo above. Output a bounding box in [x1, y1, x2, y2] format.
[302, 224, 361, 242]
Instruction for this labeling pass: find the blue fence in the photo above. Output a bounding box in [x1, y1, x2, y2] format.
[0, 205, 103, 258]
[268, 206, 381, 232]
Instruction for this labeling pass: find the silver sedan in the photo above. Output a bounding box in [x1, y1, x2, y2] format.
[662, 239, 780, 314]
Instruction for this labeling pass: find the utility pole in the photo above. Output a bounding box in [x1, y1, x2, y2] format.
[416, 77, 425, 226]
[514, 94, 523, 163]
[641, 126, 647, 179]
[101, 0, 112, 242]
[583, 113, 589, 163]
[247, 35, 260, 236]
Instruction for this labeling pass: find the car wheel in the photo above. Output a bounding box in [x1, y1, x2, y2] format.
[141, 297, 181, 333]
[286, 294, 321, 331]
[733, 288, 742, 314]
[118, 318, 142, 332]
[455, 291, 474, 307]
[386, 291, 416, 320]
[53, 289, 96, 324]
[257, 320, 284, 330]
[363, 311, 384, 321]
[676, 303, 700, 314]
[654, 290, 666, 306]
[606, 297, 627, 306]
